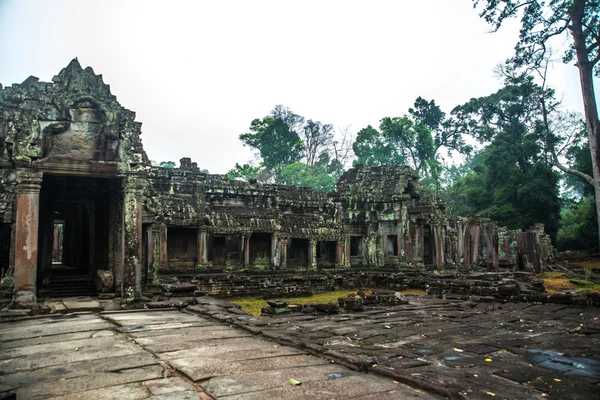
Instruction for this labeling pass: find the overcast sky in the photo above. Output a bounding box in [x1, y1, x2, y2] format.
[0, 0, 591, 173]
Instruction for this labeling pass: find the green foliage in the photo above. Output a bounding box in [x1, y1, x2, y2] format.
[239, 105, 344, 188]
[445, 78, 561, 238]
[557, 197, 599, 250]
[239, 114, 305, 171]
[353, 125, 404, 167]
[227, 163, 260, 182]
[159, 161, 176, 168]
[352, 97, 471, 192]
[353, 114, 436, 175]
[278, 162, 336, 192]
[565, 140, 594, 197]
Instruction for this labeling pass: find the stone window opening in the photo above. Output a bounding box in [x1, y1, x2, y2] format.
[350, 236, 362, 256]
[385, 235, 398, 256]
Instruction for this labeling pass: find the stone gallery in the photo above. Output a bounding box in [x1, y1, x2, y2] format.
[0, 60, 554, 305]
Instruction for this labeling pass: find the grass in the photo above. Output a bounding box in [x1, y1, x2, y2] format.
[539, 271, 600, 294]
[229, 288, 429, 316]
[578, 260, 600, 270]
[229, 290, 357, 316]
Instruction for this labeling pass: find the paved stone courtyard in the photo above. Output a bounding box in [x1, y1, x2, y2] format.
[0, 309, 434, 399]
[1, 296, 599, 399]
[189, 296, 600, 399]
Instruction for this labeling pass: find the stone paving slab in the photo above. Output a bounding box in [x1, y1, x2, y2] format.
[0, 309, 435, 399]
[0, 353, 156, 392]
[218, 296, 600, 399]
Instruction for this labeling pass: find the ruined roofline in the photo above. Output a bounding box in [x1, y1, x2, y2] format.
[0, 58, 132, 114]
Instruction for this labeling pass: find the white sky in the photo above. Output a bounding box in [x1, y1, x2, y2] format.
[0, 0, 592, 173]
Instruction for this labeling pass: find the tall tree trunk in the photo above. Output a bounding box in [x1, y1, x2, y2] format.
[571, 0, 600, 248]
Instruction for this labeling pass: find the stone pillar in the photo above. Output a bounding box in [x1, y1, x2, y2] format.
[150, 225, 161, 284]
[271, 231, 279, 268]
[196, 228, 208, 268]
[470, 222, 481, 268]
[308, 239, 317, 270]
[336, 240, 344, 266]
[158, 223, 168, 268]
[243, 233, 251, 267]
[108, 184, 125, 294]
[345, 237, 351, 267]
[492, 224, 499, 269]
[13, 171, 43, 305]
[433, 226, 445, 269]
[145, 225, 153, 282]
[123, 176, 144, 299]
[280, 239, 288, 269]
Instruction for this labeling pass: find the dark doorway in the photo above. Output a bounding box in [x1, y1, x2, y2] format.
[210, 235, 241, 267]
[38, 174, 118, 297]
[250, 233, 271, 267]
[167, 227, 197, 270]
[423, 225, 433, 265]
[0, 223, 10, 279]
[287, 238, 309, 267]
[317, 241, 336, 268]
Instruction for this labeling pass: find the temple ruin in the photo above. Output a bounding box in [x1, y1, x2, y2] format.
[0, 60, 554, 305]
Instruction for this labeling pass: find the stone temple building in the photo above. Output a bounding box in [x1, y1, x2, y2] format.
[0, 60, 553, 305]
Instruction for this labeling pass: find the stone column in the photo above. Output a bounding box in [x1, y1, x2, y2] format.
[280, 239, 288, 269]
[433, 226, 445, 269]
[243, 233, 251, 267]
[13, 171, 43, 305]
[336, 240, 344, 266]
[144, 224, 153, 284]
[158, 223, 168, 269]
[470, 222, 481, 268]
[308, 239, 317, 270]
[345, 237, 351, 267]
[150, 225, 161, 284]
[492, 224, 499, 269]
[123, 176, 144, 299]
[108, 183, 125, 295]
[271, 231, 279, 268]
[196, 228, 208, 268]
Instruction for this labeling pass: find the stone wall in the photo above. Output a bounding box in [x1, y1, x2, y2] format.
[0, 60, 556, 303]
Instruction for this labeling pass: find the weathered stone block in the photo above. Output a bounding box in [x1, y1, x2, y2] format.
[96, 270, 114, 293]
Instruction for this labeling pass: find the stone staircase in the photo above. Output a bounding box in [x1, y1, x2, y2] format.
[50, 274, 97, 297]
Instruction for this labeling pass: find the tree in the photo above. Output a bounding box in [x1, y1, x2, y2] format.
[227, 163, 260, 182]
[352, 97, 470, 192]
[239, 105, 347, 188]
[353, 125, 406, 167]
[473, 0, 600, 245]
[302, 119, 334, 165]
[278, 162, 336, 192]
[239, 115, 305, 172]
[448, 78, 562, 238]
